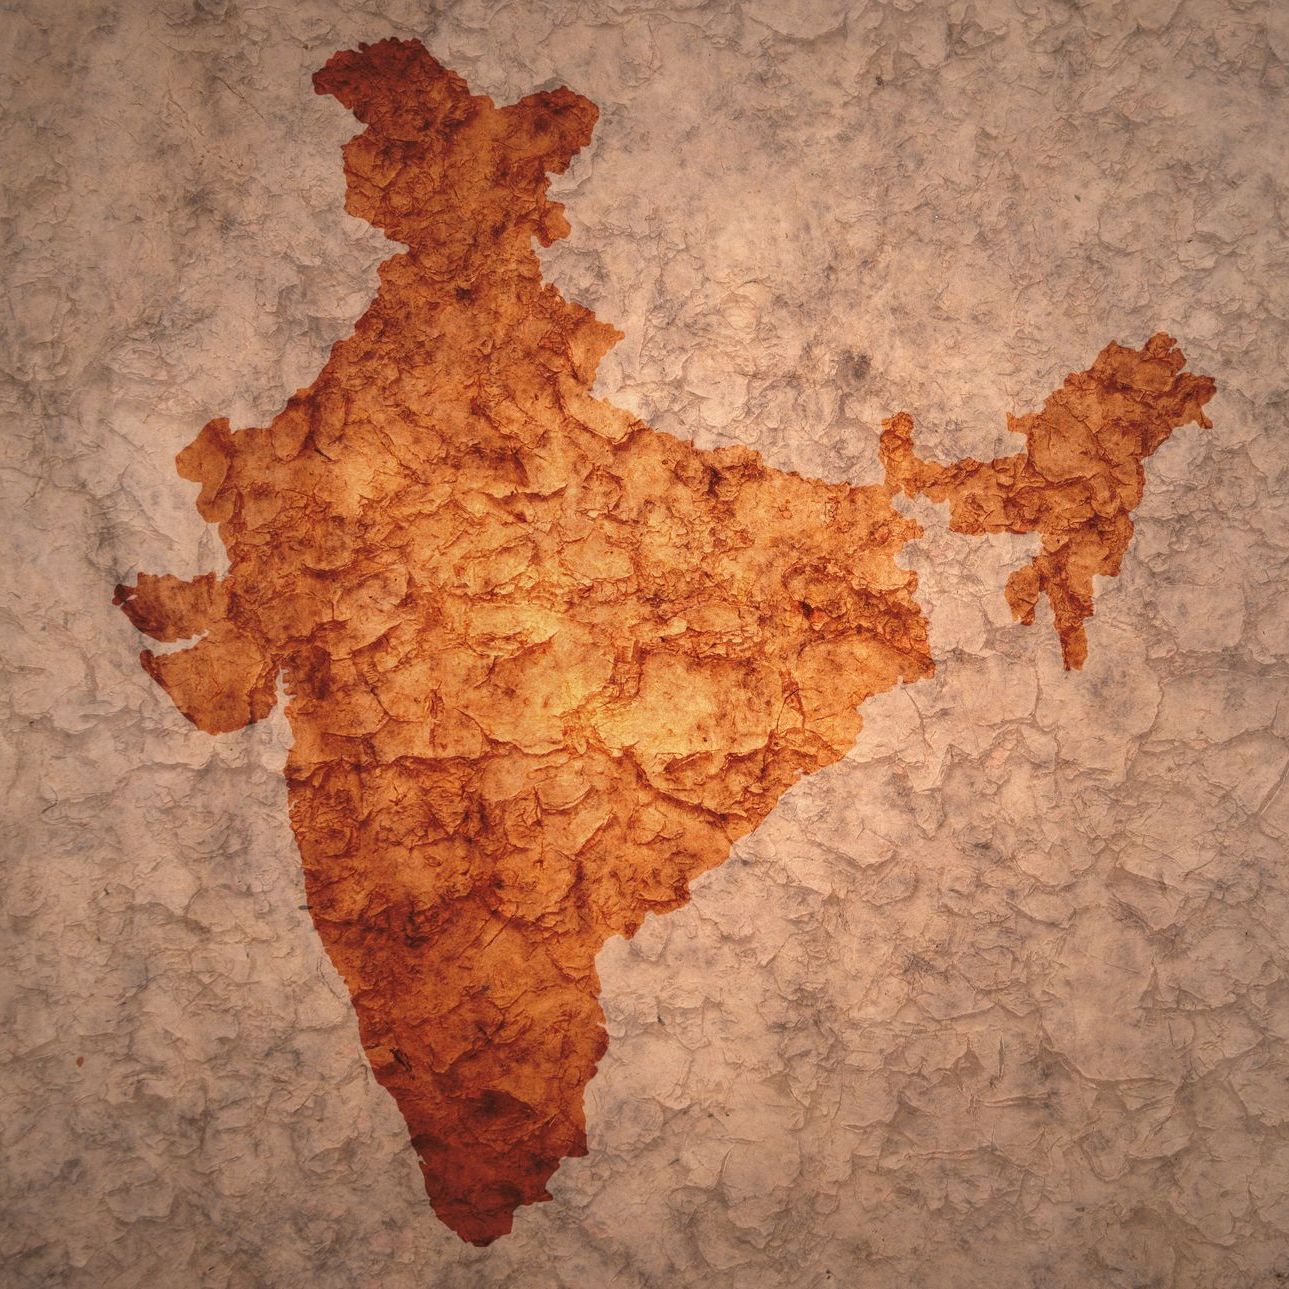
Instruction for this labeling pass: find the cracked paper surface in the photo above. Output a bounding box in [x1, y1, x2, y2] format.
[112, 37, 1217, 1246]
[3, 1, 1288, 1286]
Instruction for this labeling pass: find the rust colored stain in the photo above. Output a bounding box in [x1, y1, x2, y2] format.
[114, 40, 1216, 1244]
[881, 334, 1216, 668]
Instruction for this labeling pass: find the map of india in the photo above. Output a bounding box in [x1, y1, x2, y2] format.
[113, 38, 1216, 1246]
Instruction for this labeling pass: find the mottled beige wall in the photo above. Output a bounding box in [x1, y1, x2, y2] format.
[2, 0, 1287, 1286]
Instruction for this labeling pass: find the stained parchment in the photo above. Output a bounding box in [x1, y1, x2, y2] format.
[3, 2, 1287, 1286]
[113, 37, 1217, 1245]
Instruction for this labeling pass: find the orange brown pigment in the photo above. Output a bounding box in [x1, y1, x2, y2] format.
[114, 39, 1216, 1244]
[881, 334, 1215, 669]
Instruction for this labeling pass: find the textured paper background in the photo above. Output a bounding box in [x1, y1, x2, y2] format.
[2, 0, 1287, 1285]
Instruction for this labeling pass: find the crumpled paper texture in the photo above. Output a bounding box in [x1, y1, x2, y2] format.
[2, 0, 1287, 1286]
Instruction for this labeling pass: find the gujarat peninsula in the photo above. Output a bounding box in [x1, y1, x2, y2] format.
[113, 39, 1216, 1245]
